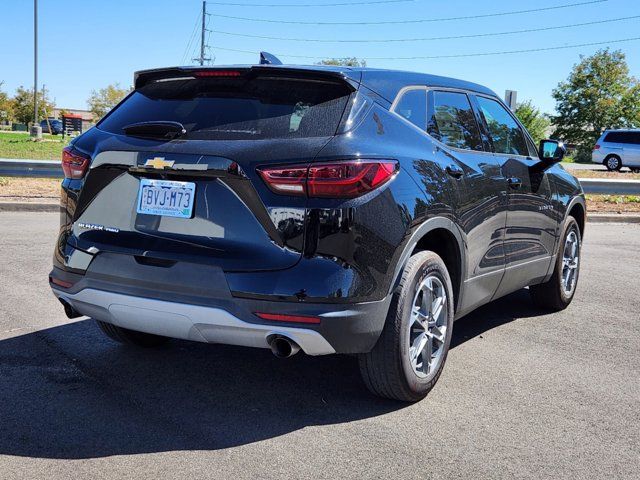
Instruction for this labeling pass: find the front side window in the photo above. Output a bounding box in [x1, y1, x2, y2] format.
[476, 97, 529, 156]
[393, 88, 427, 130]
[427, 91, 483, 151]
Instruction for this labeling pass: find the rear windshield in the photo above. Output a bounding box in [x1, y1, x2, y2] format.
[604, 131, 640, 144]
[98, 75, 352, 140]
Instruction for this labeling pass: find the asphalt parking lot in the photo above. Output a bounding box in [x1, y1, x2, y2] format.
[1, 212, 639, 479]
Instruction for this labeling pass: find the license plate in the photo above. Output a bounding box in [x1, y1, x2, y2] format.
[136, 179, 195, 218]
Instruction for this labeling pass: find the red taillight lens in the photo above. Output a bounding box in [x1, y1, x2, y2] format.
[257, 160, 398, 198]
[61, 147, 90, 179]
[49, 276, 74, 289]
[255, 312, 321, 324]
[593, 144, 601, 150]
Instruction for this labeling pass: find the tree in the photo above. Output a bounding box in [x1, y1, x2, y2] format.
[551, 49, 640, 160]
[515, 100, 550, 144]
[87, 83, 131, 120]
[11, 85, 55, 125]
[0, 81, 13, 123]
[317, 57, 367, 67]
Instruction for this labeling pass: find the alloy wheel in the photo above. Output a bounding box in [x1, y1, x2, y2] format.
[408, 275, 448, 378]
[561, 229, 580, 296]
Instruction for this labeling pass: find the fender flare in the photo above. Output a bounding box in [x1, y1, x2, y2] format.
[387, 216, 467, 304]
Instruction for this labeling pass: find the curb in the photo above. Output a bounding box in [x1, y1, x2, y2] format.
[0, 202, 59, 212]
[1, 202, 639, 224]
[587, 213, 640, 224]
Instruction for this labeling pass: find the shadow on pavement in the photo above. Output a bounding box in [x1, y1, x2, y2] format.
[0, 288, 543, 459]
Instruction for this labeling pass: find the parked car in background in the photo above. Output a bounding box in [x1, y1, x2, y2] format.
[40, 119, 63, 135]
[49, 64, 586, 402]
[592, 129, 640, 172]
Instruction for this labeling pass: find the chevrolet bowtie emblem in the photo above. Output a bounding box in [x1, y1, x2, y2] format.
[144, 157, 175, 169]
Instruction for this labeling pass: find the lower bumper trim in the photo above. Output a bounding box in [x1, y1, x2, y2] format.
[53, 288, 336, 356]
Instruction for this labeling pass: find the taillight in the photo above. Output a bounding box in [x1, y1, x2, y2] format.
[257, 160, 398, 198]
[61, 147, 90, 179]
[593, 144, 601, 150]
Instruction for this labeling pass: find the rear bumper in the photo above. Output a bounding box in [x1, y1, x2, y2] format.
[50, 253, 391, 354]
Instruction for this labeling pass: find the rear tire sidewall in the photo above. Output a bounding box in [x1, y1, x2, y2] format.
[397, 253, 454, 394]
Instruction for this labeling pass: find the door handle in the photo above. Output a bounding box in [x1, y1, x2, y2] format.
[507, 177, 522, 189]
[445, 164, 464, 179]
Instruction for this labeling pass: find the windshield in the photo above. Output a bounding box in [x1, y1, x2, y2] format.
[98, 75, 352, 140]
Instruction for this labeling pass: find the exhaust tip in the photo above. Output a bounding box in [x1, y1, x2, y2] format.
[269, 336, 300, 358]
[59, 298, 81, 319]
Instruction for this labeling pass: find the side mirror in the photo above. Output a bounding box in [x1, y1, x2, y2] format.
[538, 139, 566, 163]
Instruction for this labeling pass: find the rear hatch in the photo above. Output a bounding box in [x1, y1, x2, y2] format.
[69, 68, 355, 271]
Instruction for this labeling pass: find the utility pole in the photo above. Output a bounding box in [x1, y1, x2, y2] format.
[193, 1, 210, 66]
[31, 0, 42, 138]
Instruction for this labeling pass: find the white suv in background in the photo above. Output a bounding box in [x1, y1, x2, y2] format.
[592, 129, 640, 172]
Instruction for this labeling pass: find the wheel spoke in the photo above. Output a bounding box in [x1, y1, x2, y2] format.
[420, 335, 433, 374]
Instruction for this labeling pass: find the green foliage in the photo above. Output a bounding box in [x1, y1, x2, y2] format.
[11, 85, 55, 125]
[87, 83, 131, 120]
[317, 57, 367, 67]
[514, 100, 550, 144]
[0, 81, 14, 122]
[551, 49, 640, 150]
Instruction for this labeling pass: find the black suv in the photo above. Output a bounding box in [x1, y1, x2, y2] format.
[50, 64, 585, 402]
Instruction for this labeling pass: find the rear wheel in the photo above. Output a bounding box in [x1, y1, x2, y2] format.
[630, 168, 640, 174]
[604, 155, 622, 171]
[530, 217, 581, 311]
[358, 251, 454, 402]
[96, 320, 170, 347]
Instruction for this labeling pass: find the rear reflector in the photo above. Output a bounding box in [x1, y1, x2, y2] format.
[194, 70, 242, 77]
[49, 276, 74, 289]
[257, 160, 398, 198]
[61, 147, 90, 179]
[593, 144, 601, 150]
[255, 312, 321, 324]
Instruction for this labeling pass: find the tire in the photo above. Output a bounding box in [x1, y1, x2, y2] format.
[604, 155, 622, 171]
[630, 168, 640, 174]
[96, 320, 170, 347]
[530, 217, 581, 311]
[358, 251, 454, 402]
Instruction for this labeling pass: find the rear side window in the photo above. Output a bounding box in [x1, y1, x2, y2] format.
[98, 75, 352, 140]
[427, 91, 483, 151]
[476, 97, 529, 156]
[393, 89, 427, 130]
[604, 131, 640, 144]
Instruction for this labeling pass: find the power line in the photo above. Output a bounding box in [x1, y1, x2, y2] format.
[207, 0, 412, 5]
[213, 36, 640, 60]
[208, 0, 607, 25]
[211, 15, 640, 43]
[181, 10, 201, 64]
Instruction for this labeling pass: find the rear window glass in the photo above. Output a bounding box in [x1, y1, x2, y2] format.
[393, 89, 426, 130]
[427, 91, 483, 151]
[604, 131, 640, 144]
[98, 75, 352, 140]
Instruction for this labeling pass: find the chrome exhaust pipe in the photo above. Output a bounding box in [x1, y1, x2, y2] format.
[269, 336, 300, 358]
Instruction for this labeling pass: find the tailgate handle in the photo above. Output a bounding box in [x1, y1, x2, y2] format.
[134, 256, 176, 268]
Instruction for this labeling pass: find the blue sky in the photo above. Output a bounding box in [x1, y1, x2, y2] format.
[1, 0, 639, 113]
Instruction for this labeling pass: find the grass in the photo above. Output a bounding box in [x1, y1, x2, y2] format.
[0, 131, 69, 160]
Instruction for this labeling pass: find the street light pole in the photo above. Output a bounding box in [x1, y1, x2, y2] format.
[31, 0, 42, 139]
